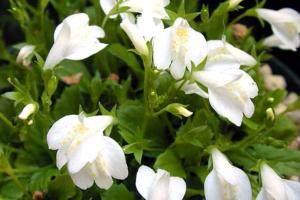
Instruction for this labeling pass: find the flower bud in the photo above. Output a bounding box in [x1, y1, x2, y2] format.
[266, 108, 275, 121]
[229, 0, 243, 9]
[16, 45, 35, 67]
[18, 103, 37, 120]
[165, 103, 193, 118]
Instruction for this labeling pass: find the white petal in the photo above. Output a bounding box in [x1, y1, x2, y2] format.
[279, 8, 300, 31]
[64, 13, 89, 28]
[168, 177, 186, 200]
[239, 71, 259, 98]
[44, 22, 71, 69]
[153, 27, 172, 70]
[263, 34, 292, 50]
[256, 189, 268, 200]
[170, 57, 186, 80]
[148, 169, 170, 200]
[88, 25, 105, 38]
[136, 165, 156, 199]
[257, 8, 298, 24]
[47, 115, 79, 149]
[260, 164, 287, 199]
[243, 99, 255, 118]
[186, 28, 207, 66]
[94, 169, 113, 190]
[226, 42, 257, 66]
[271, 23, 299, 51]
[100, 136, 128, 180]
[67, 133, 102, 174]
[120, 19, 148, 55]
[83, 115, 113, 133]
[70, 165, 94, 190]
[233, 167, 252, 200]
[100, 0, 117, 16]
[181, 82, 208, 98]
[204, 170, 224, 200]
[56, 149, 68, 169]
[16, 45, 35, 64]
[284, 179, 300, 197]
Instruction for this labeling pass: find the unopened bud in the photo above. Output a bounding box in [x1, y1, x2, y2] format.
[165, 103, 193, 118]
[232, 23, 248, 40]
[229, 0, 243, 9]
[16, 45, 35, 67]
[266, 108, 275, 121]
[267, 97, 274, 103]
[18, 103, 37, 120]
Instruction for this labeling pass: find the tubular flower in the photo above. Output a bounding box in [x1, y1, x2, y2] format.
[182, 40, 258, 126]
[121, 0, 170, 19]
[47, 114, 128, 190]
[136, 165, 186, 200]
[153, 18, 207, 80]
[16, 45, 35, 66]
[18, 103, 37, 120]
[121, 10, 164, 55]
[44, 13, 107, 69]
[256, 163, 300, 200]
[256, 8, 300, 51]
[204, 148, 252, 200]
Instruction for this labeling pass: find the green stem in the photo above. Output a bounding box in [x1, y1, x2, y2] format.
[142, 55, 153, 113]
[93, 0, 102, 27]
[0, 112, 14, 129]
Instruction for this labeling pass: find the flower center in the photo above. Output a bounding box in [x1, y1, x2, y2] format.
[172, 27, 189, 59]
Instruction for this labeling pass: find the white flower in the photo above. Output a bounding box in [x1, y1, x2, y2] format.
[121, 10, 164, 55]
[256, 8, 300, 51]
[44, 13, 107, 69]
[136, 165, 186, 200]
[204, 148, 252, 200]
[153, 18, 207, 80]
[100, 0, 118, 18]
[47, 114, 128, 190]
[121, 0, 170, 19]
[18, 103, 36, 120]
[257, 163, 300, 200]
[182, 40, 258, 126]
[16, 45, 35, 66]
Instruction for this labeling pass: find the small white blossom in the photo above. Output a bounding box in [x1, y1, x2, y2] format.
[121, 10, 164, 55]
[44, 13, 107, 69]
[47, 114, 128, 190]
[153, 18, 207, 80]
[204, 148, 252, 200]
[257, 8, 300, 51]
[16, 45, 35, 66]
[136, 165, 186, 200]
[257, 163, 300, 200]
[18, 103, 36, 120]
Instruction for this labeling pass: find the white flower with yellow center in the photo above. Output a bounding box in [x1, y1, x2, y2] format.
[182, 40, 258, 126]
[47, 114, 128, 190]
[44, 13, 107, 69]
[204, 148, 252, 200]
[256, 8, 300, 51]
[136, 165, 186, 200]
[257, 163, 300, 200]
[153, 18, 207, 80]
[121, 9, 164, 55]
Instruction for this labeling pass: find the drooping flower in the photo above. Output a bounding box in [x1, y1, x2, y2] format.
[121, 0, 170, 19]
[44, 13, 107, 69]
[16, 45, 35, 66]
[47, 114, 128, 190]
[121, 9, 164, 55]
[256, 8, 300, 51]
[18, 103, 37, 120]
[153, 18, 207, 80]
[204, 148, 252, 200]
[136, 165, 186, 200]
[182, 40, 258, 126]
[257, 163, 300, 200]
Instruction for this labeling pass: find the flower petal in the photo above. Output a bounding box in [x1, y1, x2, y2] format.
[233, 167, 252, 200]
[94, 169, 113, 190]
[181, 82, 208, 98]
[88, 25, 105, 38]
[84, 115, 113, 133]
[284, 179, 300, 197]
[153, 27, 172, 70]
[47, 115, 78, 149]
[170, 57, 186, 80]
[186, 28, 207, 67]
[100, 0, 117, 16]
[256, 189, 268, 200]
[136, 165, 156, 199]
[69, 165, 94, 190]
[204, 170, 224, 200]
[44, 22, 71, 69]
[56, 149, 68, 169]
[148, 169, 170, 200]
[168, 177, 186, 200]
[100, 136, 128, 180]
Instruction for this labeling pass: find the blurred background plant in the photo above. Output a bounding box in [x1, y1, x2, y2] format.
[0, 0, 300, 199]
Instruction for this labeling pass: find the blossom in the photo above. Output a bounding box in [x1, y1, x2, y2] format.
[257, 163, 300, 199]
[256, 8, 300, 51]
[121, 0, 170, 19]
[44, 13, 107, 69]
[153, 18, 207, 80]
[204, 148, 252, 200]
[182, 40, 258, 126]
[18, 103, 37, 120]
[121, 10, 164, 55]
[47, 114, 128, 190]
[16, 45, 35, 66]
[99, 0, 118, 18]
[136, 165, 186, 200]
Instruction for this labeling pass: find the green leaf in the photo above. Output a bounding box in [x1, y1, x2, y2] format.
[154, 149, 186, 178]
[101, 184, 135, 200]
[29, 168, 58, 192]
[0, 180, 24, 200]
[177, 0, 185, 16]
[48, 175, 76, 200]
